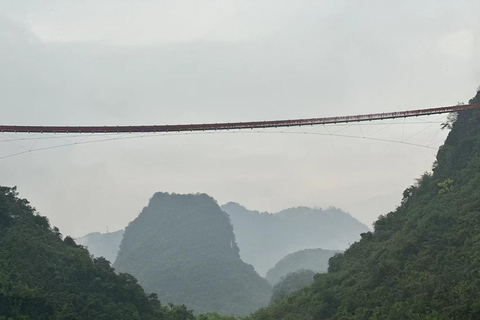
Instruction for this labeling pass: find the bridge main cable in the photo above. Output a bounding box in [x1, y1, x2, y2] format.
[2, 104, 479, 134]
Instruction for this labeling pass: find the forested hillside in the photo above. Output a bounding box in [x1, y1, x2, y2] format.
[265, 248, 341, 286]
[249, 92, 480, 319]
[114, 192, 272, 316]
[76, 229, 124, 263]
[0, 186, 196, 320]
[221, 203, 368, 276]
[269, 270, 316, 305]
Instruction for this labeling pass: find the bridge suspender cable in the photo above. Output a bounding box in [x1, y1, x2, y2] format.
[1, 103, 479, 134]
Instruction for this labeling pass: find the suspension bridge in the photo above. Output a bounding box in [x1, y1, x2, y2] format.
[1, 103, 479, 160]
[1, 103, 479, 134]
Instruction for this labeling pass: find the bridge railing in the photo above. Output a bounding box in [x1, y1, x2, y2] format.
[1, 104, 479, 134]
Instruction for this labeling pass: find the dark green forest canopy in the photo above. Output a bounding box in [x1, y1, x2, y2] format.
[0, 186, 196, 320]
[248, 91, 480, 320]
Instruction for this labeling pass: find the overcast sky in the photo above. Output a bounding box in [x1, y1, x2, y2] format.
[1, 0, 479, 237]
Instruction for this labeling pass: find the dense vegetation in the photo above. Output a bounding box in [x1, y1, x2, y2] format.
[221, 203, 368, 276]
[249, 92, 480, 319]
[76, 229, 124, 263]
[114, 192, 271, 316]
[0, 186, 197, 320]
[265, 248, 341, 286]
[270, 270, 316, 305]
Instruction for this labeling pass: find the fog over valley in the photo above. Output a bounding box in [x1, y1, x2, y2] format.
[1, 1, 480, 319]
[1, 0, 479, 237]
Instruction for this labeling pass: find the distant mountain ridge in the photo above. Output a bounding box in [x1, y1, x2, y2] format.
[221, 202, 369, 276]
[114, 192, 272, 316]
[76, 229, 124, 263]
[265, 248, 341, 285]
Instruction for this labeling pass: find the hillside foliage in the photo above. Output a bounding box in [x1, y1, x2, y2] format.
[0, 186, 197, 320]
[248, 92, 480, 319]
[270, 270, 316, 305]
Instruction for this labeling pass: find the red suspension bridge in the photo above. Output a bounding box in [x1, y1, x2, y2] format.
[1, 103, 479, 160]
[1, 103, 479, 134]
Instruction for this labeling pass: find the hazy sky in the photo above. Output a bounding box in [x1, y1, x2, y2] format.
[1, 0, 479, 237]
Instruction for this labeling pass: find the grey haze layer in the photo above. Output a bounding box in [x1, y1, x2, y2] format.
[113, 192, 271, 316]
[265, 248, 341, 285]
[76, 229, 124, 263]
[221, 202, 369, 276]
[1, 2, 479, 240]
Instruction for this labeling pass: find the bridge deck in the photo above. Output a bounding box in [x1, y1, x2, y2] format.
[1, 104, 479, 134]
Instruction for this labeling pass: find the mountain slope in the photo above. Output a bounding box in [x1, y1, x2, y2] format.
[0, 186, 196, 320]
[265, 248, 341, 286]
[270, 269, 316, 305]
[249, 93, 480, 319]
[221, 203, 369, 276]
[114, 192, 272, 316]
[76, 229, 124, 263]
